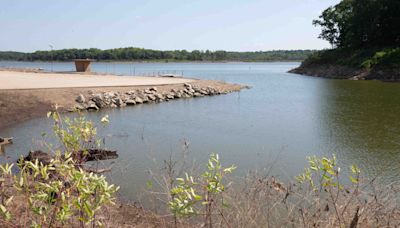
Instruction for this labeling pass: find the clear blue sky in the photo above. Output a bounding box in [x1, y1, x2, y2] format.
[1, 0, 340, 52]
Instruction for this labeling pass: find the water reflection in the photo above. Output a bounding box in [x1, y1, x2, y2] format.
[316, 79, 400, 183]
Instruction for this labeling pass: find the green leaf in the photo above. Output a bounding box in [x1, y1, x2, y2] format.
[349, 176, 358, 183]
[146, 181, 153, 189]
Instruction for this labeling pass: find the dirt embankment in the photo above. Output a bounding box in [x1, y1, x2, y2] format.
[289, 64, 400, 81]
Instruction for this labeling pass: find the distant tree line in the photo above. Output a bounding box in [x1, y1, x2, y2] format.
[0, 48, 315, 62]
[313, 0, 400, 48]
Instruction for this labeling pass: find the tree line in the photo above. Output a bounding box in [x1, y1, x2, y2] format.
[0, 48, 315, 62]
[313, 0, 399, 48]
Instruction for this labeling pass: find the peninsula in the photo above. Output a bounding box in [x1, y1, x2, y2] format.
[0, 70, 245, 129]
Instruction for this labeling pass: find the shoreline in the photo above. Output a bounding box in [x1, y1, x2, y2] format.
[289, 64, 400, 82]
[0, 70, 246, 129]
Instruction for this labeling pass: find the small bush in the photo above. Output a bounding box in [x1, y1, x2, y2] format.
[168, 153, 236, 227]
[0, 111, 119, 227]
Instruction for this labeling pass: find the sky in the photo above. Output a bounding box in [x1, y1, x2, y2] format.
[0, 0, 340, 52]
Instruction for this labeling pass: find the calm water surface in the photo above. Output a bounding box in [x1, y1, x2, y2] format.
[1, 61, 400, 201]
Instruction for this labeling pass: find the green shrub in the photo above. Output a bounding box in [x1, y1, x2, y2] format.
[169, 153, 236, 227]
[0, 111, 119, 227]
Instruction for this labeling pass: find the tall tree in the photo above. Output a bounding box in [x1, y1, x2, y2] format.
[313, 0, 400, 48]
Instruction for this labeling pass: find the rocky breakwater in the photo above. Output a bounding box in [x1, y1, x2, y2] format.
[72, 83, 239, 111]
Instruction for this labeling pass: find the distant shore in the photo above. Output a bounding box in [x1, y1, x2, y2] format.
[0, 59, 303, 64]
[0, 48, 314, 63]
[0, 70, 245, 129]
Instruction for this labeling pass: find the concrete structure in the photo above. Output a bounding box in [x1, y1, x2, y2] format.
[0, 70, 195, 90]
[74, 59, 92, 72]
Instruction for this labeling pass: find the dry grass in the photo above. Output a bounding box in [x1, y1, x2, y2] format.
[1, 155, 400, 227]
[143, 155, 400, 228]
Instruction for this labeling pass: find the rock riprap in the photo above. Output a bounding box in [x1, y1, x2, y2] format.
[71, 83, 235, 111]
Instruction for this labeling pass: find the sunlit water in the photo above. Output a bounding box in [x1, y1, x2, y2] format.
[1, 61, 400, 202]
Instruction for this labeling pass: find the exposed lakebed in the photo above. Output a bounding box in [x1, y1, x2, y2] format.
[1, 61, 400, 202]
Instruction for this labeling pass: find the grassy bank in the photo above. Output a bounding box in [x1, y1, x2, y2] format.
[302, 47, 400, 69]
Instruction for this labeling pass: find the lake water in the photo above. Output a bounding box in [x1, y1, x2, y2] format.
[1, 61, 400, 202]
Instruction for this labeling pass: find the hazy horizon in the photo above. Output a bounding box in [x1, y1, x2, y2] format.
[1, 0, 340, 52]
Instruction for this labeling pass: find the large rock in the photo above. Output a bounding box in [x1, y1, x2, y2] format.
[200, 89, 209, 95]
[91, 93, 104, 108]
[128, 94, 137, 100]
[87, 101, 99, 111]
[126, 99, 136, 105]
[144, 88, 153, 94]
[75, 94, 86, 103]
[104, 91, 116, 98]
[174, 92, 182, 98]
[155, 93, 164, 100]
[166, 94, 175, 99]
[134, 97, 143, 104]
[0, 137, 12, 145]
[147, 94, 156, 101]
[114, 98, 125, 107]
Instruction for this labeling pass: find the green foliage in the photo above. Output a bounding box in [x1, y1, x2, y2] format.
[0, 51, 27, 61]
[0, 112, 118, 227]
[48, 111, 100, 162]
[15, 154, 119, 226]
[349, 164, 361, 184]
[298, 1, 399, 75]
[169, 173, 202, 216]
[313, 0, 400, 48]
[362, 48, 400, 69]
[0, 48, 315, 62]
[0, 164, 14, 221]
[296, 155, 360, 192]
[0, 197, 13, 221]
[169, 153, 235, 226]
[302, 47, 400, 70]
[203, 153, 236, 195]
